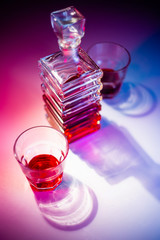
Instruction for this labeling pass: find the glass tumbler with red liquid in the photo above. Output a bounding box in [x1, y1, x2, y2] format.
[87, 42, 131, 98]
[13, 126, 69, 191]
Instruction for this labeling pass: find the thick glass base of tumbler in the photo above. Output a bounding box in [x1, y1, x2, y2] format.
[29, 173, 63, 192]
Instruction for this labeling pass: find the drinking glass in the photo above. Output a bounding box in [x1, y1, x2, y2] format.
[13, 126, 69, 191]
[87, 42, 131, 98]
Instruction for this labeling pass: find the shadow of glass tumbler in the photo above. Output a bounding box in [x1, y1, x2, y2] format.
[87, 42, 131, 98]
[13, 126, 69, 191]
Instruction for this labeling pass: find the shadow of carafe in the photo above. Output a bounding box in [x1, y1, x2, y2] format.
[70, 117, 160, 201]
[33, 174, 98, 231]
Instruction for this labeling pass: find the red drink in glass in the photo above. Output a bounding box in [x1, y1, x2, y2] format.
[101, 68, 121, 98]
[14, 126, 69, 192]
[28, 154, 63, 191]
[87, 42, 131, 99]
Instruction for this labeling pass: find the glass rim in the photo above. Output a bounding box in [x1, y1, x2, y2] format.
[87, 41, 131, 72]
[13, 125, 69, 165]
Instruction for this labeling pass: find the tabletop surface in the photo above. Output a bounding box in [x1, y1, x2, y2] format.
[1, 1, 160, 240]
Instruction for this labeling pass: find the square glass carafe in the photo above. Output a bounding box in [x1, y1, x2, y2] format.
[38, 6, 103, 142]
